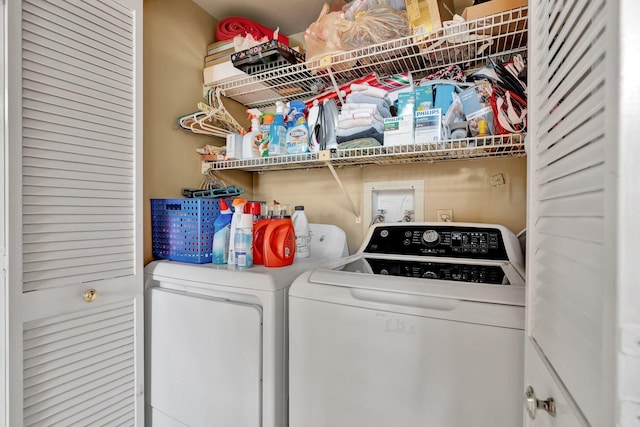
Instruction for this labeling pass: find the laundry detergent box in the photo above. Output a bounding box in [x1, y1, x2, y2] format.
[384, 114, 414, 147]
[414, 108, 442, 147]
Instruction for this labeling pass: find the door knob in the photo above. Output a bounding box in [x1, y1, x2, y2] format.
[524, 386, 556, 419]
[83, 289, 98, 302]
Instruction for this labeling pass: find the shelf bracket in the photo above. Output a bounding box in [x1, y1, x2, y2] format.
[323, 157, 361, 223]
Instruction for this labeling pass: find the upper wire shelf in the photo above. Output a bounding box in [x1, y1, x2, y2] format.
[207, 6, 529, 109]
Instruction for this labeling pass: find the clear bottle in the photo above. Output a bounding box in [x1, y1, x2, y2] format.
[269, 102, 286, 156]
[292, 205, 310, 259]
[234, 213, 254, 268]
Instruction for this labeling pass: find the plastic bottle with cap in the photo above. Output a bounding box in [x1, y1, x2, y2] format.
[269, 101, 287, 156]
[260, 113, 274, 157]
[227, 198, 247, 266]
[211, 199, 233, 264]
[292, 205, 310, 259]
[242, 109, 262, 159]
[234, 213, 254, 268]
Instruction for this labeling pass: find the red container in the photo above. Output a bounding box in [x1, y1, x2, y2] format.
[252, 218, 271, 265]
[263, 218, 296, 267]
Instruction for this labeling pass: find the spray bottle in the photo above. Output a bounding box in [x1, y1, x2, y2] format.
[227, 198, 247, 266]
[211, 199, 233, 264]
[269, 101, 286, 156]
[242, 109, 262, 159]
[285, 101, 310, 155]
[260, 113, 274, 157]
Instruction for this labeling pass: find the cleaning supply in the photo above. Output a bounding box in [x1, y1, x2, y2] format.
[234, 213, 254, 268]
[242, 109, 262, 159]
[263, 216, 296, 267]
[260, 113, 274, 157]
[211, 199, 233, 264]
[227, 198, 247, 265]
[285, 101, 310, 155]
[252, 217, 271, 265]
[292, 205, 310, 259]
[269, 101, 287, 156]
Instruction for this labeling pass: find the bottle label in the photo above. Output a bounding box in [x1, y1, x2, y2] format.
[295, 234, 310, 258]
[234, 230, 253, 268]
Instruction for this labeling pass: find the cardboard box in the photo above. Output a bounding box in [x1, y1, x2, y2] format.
[384, 115, 414, 147]
[203, 61, 247, 85]
[461, 0, 527, 21]
[414, 108, 442, 146]
[404, 0, 456, 36]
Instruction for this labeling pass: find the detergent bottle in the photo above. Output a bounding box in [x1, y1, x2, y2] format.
[227, 198, 247, 265]
[263, 205, 296, 267]
[269, 101, 286, 156]
[242, 109, 262, 159]
[292, 205, 310, 259]
[285, 101, 310, 155]
[211, 199, 233, 264]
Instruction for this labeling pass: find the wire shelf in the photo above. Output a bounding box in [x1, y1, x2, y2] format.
[205, 134, 525, 172]
[208, 6, 528, 109]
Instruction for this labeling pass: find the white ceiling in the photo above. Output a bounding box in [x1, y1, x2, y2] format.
[193, 0, 474, 37]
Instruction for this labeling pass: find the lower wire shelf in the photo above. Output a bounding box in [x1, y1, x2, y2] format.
[203, 134, 526, 173]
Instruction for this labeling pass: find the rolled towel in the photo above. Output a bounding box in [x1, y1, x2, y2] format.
[216, 17, 289, 45]
[350, 83, 389, 99]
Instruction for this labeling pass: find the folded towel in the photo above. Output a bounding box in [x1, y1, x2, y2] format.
[337, 122, 385, 136]
[339, 109, 385, 123]
[337, 137, 382, 149]
[337, 128, 384, 145]
[345, 93, 391, 118]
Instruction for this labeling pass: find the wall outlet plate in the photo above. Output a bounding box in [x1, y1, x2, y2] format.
[437, 209, 454, 222]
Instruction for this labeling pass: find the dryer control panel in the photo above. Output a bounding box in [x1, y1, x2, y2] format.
[364, 225, 509, 260]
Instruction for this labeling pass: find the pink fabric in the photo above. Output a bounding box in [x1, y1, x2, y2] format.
[216, 17, 289, 45]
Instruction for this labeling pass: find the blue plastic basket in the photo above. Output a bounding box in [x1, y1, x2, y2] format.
[151, 198, 221, 263]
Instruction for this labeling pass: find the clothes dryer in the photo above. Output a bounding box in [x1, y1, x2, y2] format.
[145, 224, 347, 427]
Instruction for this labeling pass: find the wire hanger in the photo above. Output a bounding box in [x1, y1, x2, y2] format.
[177, 88, 244, 138]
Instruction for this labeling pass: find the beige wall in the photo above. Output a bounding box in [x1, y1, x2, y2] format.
[254, 156, 527, 254]
[143, 0, 527, 261]
[143, 0, 253, 264]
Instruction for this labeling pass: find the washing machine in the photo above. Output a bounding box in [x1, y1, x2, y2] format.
[289, 222, 526, 427]
[144, 223, 348, 427]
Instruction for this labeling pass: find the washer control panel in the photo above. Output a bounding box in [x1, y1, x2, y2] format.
[365, 258, 506, 284]
[365, 225, 509, 260]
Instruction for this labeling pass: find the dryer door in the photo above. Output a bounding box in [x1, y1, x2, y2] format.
[147, 287, 262, 427]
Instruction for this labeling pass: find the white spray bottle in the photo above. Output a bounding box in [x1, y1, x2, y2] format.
[242, 109, 262, 159]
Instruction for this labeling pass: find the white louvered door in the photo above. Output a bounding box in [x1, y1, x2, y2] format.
[5, 0, 143, 425]
[527, 0, 639, 426]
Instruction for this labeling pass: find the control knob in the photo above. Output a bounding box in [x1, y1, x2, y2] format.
[422, 230, 440, 246]
[422, 271, 438, 279]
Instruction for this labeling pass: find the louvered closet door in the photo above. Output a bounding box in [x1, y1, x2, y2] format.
[6, 0, 143, 425]
[526, 0, 617, 426]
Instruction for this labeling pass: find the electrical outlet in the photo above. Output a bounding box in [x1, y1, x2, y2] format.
[437, 209, 453, 222]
